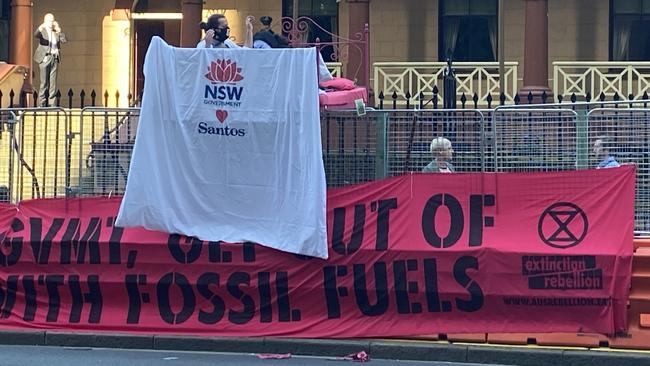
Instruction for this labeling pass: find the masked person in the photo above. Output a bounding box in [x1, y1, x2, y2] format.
[259, 15, 274, 33]
[197, 14, 253, 49]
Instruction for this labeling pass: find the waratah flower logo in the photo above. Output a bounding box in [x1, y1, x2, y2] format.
[205, 59, 244, 84]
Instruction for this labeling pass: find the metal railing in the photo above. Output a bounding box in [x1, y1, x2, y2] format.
[326, 62, 342, 78]
[383, 109, 485, 175]
[0, 110, 17, 202]
[74, 107, 140, 197]
[373, 62, 519, 107]
[7, 62, 650, 110]
[0, 108, 70, 202]
[587, 108, 650, 231]
[321, 111, 379, 187]
[492, 108, 580, 172]
[553, 61, 650, 102]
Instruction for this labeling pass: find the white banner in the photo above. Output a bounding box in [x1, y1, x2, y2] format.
[116, 37, 328, 259]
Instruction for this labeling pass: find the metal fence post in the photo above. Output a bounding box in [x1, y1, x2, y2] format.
[375, 111, 388, 179]
[65, 110, 76, 196]
[575, 109, 589, 170]
[6, 112, 17, 203]
[478, 111, 486, 172]
[491, 109, 499, 172]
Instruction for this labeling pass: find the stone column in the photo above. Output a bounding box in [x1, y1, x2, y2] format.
[346, 0, 370, 88]
[518, 0, 552, 102]
[9, 0, 33, 91]
[181, 0, 202, 48]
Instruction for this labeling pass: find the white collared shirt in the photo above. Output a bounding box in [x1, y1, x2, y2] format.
[48, 27, 59, 55]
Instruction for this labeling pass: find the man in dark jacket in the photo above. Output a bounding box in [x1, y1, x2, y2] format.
[34, 13, 67, 107]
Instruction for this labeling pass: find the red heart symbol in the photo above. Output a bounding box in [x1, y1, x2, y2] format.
[216, 110, 228, 123]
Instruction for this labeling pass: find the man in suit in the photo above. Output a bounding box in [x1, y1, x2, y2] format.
[34, 13, 67, 107]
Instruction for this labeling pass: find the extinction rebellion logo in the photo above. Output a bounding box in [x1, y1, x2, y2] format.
[199, 59, 246, 137]
[203, 59, 244, 108]
[520, 202, 601, 290]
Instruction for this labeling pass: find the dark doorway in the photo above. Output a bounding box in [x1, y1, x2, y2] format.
[0, 0, 11, 62]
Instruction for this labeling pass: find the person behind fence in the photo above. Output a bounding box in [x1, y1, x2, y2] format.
[253, 15, 290, 49]
[593, 136, 620, 169]
[34, 13, 67, 107]
[422, 137, 455, 173]
[253, 29, 284, 49]
[260, 15, 274, 33]
[249, 17, 333, 85]
[197, 13, 253, 49]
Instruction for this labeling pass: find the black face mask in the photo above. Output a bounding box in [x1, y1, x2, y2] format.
[214, 27, 229, 43]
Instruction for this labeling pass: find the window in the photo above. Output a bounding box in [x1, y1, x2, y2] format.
[0, 0, 10, 62]
[282, 0, 339, 61]
[610, 0, 650, 60]
[439, 0, 497, 62]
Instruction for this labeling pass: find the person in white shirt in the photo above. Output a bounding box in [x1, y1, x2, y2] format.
[197, 14, 253, 49]
[34, 13, 67, 107]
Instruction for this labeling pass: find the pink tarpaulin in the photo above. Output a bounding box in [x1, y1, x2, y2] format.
[0, 167, 635, 336]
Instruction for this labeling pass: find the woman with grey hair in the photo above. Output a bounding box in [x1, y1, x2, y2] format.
[422, 137, 455, 173]
[593, 136, 620, 169]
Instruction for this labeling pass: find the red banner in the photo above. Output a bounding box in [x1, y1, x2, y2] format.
[0, 167, 635, 337]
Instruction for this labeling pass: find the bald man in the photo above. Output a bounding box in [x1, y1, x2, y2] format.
[34, 13, 67, 107]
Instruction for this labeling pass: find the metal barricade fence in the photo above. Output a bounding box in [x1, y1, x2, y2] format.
[384, 109, 485, 175]
[493, 101, 650, 234]
[320, 109, 487, 187]
[587, 108, 650, 232]
[0, 108, 70, 202]
[0, 111, 17, 202]
[73, 107, 140, 197]
[2, 104, 649, 233]
[492, 108, 580, 172]
[321, 111, 378, 187]
[479, 109, 495, 170]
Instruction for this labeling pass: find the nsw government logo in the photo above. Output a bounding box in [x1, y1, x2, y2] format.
[198, 109, 246, 137]
[203, 59, 244, 108]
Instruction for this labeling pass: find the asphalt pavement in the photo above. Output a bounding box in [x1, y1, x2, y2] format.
[0, 345, 506, 366]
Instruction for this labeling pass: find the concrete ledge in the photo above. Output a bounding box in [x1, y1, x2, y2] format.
[563, 350, 650, 366]
[154, 336, 266, 354]
[0, 331, 45, 346]
[263, 338, 370, 357]
[370, 340, 467, 362]
[467, 345, 564, 366]
[0, 331, 647, 366]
